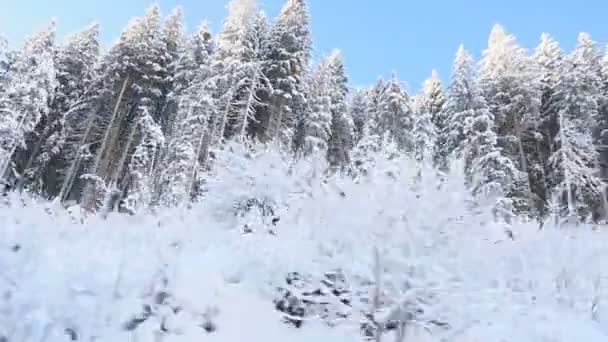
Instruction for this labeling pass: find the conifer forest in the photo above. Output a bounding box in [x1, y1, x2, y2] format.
[2, 1, 608, 341]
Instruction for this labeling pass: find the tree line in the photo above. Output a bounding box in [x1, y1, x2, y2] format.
[0, 0, 607, 222]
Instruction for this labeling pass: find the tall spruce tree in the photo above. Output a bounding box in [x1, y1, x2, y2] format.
[80, 5, 165, 210]
[533, 33, 564, 215]
[300, 57, 332, 156]
[479, 24, 543, 215]
[39, 24, 100, 200]
[156, 7, 187, 135]
[547, 33, 605, 220]
[326, 50, 354, 169]
[0, 21, 57, 189]
[414, 70, 444, 166]
[163, 22, 214, 140]
[600, 49, 608, 184]
[0, 33, 11, 160]
[444, 46, 475, 160]
[123, 107, 165, 213]
[255, 0, 312, 148]
[0, 33, 8, 88]
[157, 23, 216, 207]
[210, 0, 263, 144]
[348, 88, 371, 144]
[230, 11, 271, 140]
[372, 75, 413, 153]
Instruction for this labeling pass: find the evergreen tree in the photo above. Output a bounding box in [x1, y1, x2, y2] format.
[209, 0, 262, 144]
[0, 33, 8, 85]
[363, 79, 386, 142]
[601, 49, 608, 183]
[326, 50, 354, 169]
[444, 45, 475, 159]
[80, 5, 165, 210]
[157, 24, 216, 207]
[12, 24, 101, 199]
[414, 70, 444, 165]
[348, 88, 370, 143]
[158, 88, 216, 207]
[568, 34, 608, 205]
[470, 124, 521, 223]
[167, 22, 214, 138]
[479, 24, 542, 215]
[0, 33, 11, 156]
[373, 75, 413, 153]
[157, 7, 187, 135]
[533, 33, 564, 214]
[442, 46, 494, 184]
[230, 11, 271, 140]
[547, 33, 605, 220]
[255, 0, 312, 147]
[300, 58, 332, 156]
[53, 25, 103, 203]
[349, 119, 389, 179]
[0, 21, 57, 188]
[123, 107, 165, 212]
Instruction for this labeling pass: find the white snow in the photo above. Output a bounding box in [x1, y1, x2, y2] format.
[1, 147, 608, 341]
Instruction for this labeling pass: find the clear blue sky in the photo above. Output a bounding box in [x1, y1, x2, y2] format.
[1, 0, 607, 90]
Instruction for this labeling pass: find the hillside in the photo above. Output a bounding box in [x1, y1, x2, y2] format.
[1, 145, 608, 341]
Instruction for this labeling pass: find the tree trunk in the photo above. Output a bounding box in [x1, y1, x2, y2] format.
[559, 112, 575, 217]
[81, 77, 130, 211]
[15, 131, 46, 193]
[0, 108, 33, 182]
[238, 72, 261, 140]
[514, 117, 535, 211]
[90, 76, 130, 177]
[58, 105, 100, 203]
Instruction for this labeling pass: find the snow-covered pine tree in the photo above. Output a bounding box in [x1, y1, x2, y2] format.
[414, 70, 444, 166]
[300, 56, 332, 156]
[80, 5, 165, 211]
[158, 87, 216, 207]
[0, 21, 57, 189]
[157, 24, 217, 207]
[326, 50, 354, 169]
[349, 118, 382, 178]
[0, 33, 10, 158]
[458, 54, 522, 222]
[444, 45, 475, 160]
[566, 34, 608, 217]
[479, 24, 543, 215]
[533, 33, 564, 216]
[601, 49, 608, 185]
[255, 0, 312, 148]
[230, 11, 271, 140]
[418, 70, 447, 171]
[442, 45, 495, 186]
[15, 23, 100, 199]
[348, 88, 371, 144]
[373, 74, 414, 154]
[208, 0, 261, 144]
[547, 33, 605, 220]
[156, 7, 187, 135]
[0, 32, 7, 85]
[363, 79, 386, 140]
[164, 22, 214, 140]
[469, 119, 521, 224]
[123, 107, 165, 213]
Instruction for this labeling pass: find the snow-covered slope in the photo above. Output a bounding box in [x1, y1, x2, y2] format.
[1, 145, 608, 341]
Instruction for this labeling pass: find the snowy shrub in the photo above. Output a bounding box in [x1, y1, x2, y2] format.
[204, 140, 328, 233]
